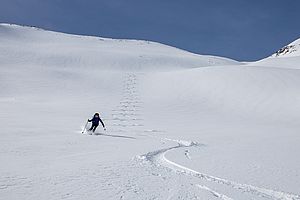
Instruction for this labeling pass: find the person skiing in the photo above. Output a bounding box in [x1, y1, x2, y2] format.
[88, 112, 106, 132]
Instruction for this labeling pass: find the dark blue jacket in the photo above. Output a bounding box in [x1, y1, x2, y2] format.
[89, 116, 105, 128]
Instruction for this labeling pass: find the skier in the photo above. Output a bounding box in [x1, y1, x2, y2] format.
[88, 112, 106, 132]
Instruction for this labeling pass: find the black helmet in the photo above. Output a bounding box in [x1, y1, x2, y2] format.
[94, 112, 99, 116]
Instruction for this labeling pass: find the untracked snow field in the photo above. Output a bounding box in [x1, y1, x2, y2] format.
[1, 24, 300, 200]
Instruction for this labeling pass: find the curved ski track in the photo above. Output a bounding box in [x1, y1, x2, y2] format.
[137, 137, 300, 200]
[111, 73, 300, 200]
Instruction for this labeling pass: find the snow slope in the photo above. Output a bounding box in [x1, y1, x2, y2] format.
[1, 24, 300, 200]
[272, 38, 300, 57]
[252, 38, 300, 69]
[0, 23, 239, 71]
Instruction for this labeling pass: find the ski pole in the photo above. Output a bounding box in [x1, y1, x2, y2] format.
[82, 120, 89, 133]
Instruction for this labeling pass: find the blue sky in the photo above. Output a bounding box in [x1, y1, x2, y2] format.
[1, 0, 300, 61]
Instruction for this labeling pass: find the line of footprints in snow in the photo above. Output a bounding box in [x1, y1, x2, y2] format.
[110, 73, 144, 130]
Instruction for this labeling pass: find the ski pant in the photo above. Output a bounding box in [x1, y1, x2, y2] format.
[89, 123, 99, 132]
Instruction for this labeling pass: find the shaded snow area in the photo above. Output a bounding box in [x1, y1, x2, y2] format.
[0, 24, 300, 200]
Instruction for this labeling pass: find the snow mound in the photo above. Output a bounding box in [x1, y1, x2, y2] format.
[0, 23, 239, 71]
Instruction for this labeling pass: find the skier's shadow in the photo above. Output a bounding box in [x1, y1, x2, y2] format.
[93, 133, 136, 139]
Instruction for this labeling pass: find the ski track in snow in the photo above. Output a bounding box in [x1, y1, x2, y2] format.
[113, 73, 300, 200]
[197, 184, 234, 200]
[137, 137, 300, 200]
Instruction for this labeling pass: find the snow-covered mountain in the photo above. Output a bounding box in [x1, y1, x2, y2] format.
[252, 38, 300, 69]
[272, 38, 300, 57]
[1, 24, 300, 200]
